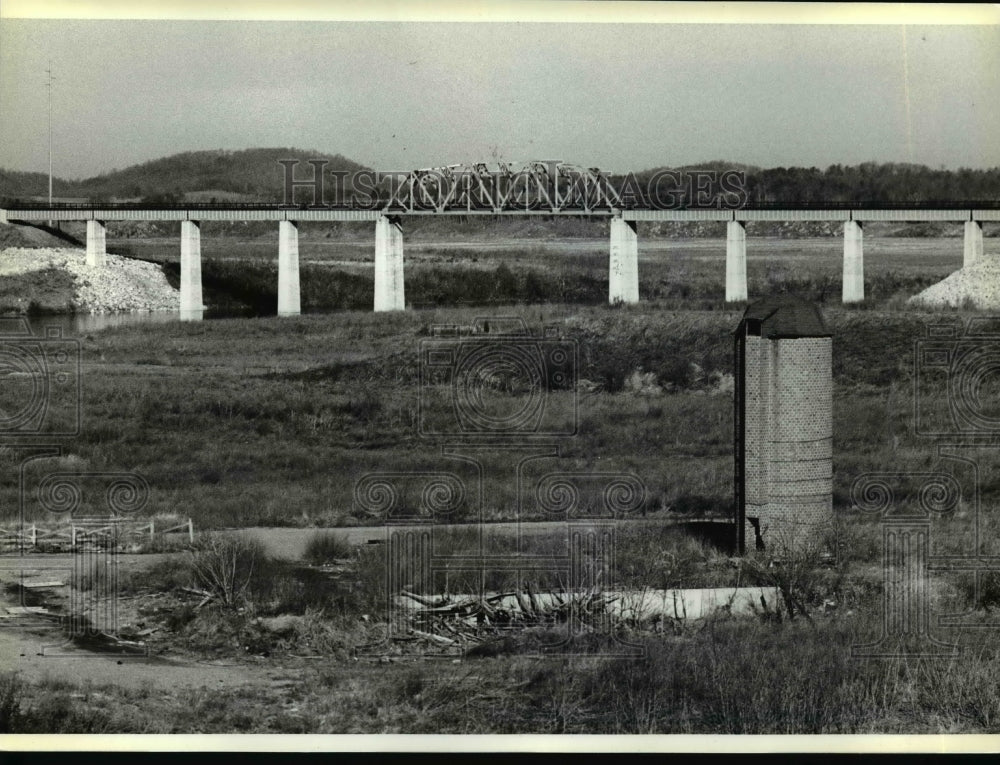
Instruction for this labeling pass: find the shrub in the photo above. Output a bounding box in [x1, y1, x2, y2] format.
[614, 524, 723, 590]
[740, 548, 829, 620]
[654, 355, 693, 390]
[122, 556, 193, 594]
[165, 603, 198, 631]
[304, 530, 352, 565]
[189, 533, 271, 610]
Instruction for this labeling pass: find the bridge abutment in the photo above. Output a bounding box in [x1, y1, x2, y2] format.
[726, 220, 748, 302]
[86, 220, 107, 267]
[278, 220, 301, 317]
[180, 220, 204, 321]
[374, 215, 405, 312]
[842, 220, 864, 303]
[609, 217, 639, 304]
[964, 220, 983, 268]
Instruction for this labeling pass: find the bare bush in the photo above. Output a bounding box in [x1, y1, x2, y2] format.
[740, 544, 829, 622]
[188, 533, 269, 610]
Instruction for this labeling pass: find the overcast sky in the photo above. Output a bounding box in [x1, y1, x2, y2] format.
[1, 19, 998, 178]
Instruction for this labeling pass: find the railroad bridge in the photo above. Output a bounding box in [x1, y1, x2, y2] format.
[2, 160, 996, 319]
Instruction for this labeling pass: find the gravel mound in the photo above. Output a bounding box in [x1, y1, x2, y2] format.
[1, 247, 178, 314]
[908, 253, 1000, 310]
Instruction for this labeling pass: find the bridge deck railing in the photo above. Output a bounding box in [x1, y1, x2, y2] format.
[3, 200, 999, 212]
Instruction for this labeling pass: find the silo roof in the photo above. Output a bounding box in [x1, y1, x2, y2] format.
[737, 295, 832, 338]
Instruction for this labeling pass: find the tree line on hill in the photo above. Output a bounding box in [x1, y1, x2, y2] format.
[1, 149, 998, 207]
[626, 161, 1000, 207]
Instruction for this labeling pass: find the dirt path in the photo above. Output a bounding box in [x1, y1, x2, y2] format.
[0, 556, 274, 690]
[0, 622, 268, 691]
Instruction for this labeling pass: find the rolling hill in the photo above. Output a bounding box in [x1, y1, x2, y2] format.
[0, 148, 369, 203]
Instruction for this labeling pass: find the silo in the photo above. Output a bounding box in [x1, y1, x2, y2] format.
[734, 296, 833, 555]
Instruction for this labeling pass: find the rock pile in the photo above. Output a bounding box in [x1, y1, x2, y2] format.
[908, 248, 1000, 310]
[1, 247, 178, 314]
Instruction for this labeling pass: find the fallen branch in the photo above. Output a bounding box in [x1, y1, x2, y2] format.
[180, 586, 213, 598]
[410, 628, 456, 646]
[400, 590, 450, 608]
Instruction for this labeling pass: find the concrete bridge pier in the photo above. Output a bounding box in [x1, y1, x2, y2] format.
[964, 220, 983, 268]
[86, 220, 107, 267]
[278, 220, 301, 317]
[374, 215, 405, 312]
[726, 220, 748, 302]
[609, 217, 639, 304]
[842, 220, 864, 303]
[180, 220, 204, 321]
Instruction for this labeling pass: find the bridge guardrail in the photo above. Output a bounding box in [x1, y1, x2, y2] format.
[3, 199, 1000, 212]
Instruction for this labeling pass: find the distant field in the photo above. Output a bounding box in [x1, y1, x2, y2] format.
[113, 233, 969, 272]
[102, 235, 971, 316]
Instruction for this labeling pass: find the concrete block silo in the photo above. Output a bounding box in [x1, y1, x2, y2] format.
[734, 295, 833, 555]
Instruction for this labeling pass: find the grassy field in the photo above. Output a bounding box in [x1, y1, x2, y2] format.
[7, 303, 994, 530]
[3, 233, 1000, 734]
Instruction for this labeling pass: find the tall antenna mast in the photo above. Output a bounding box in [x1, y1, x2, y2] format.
[45, 61, 55, 207]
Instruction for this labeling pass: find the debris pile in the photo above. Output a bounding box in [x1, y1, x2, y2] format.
[392, 586, 621, 653]
[376, 585, 781, 655]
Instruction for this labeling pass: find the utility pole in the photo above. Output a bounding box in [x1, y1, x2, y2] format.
[45, 61, 55, 224]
